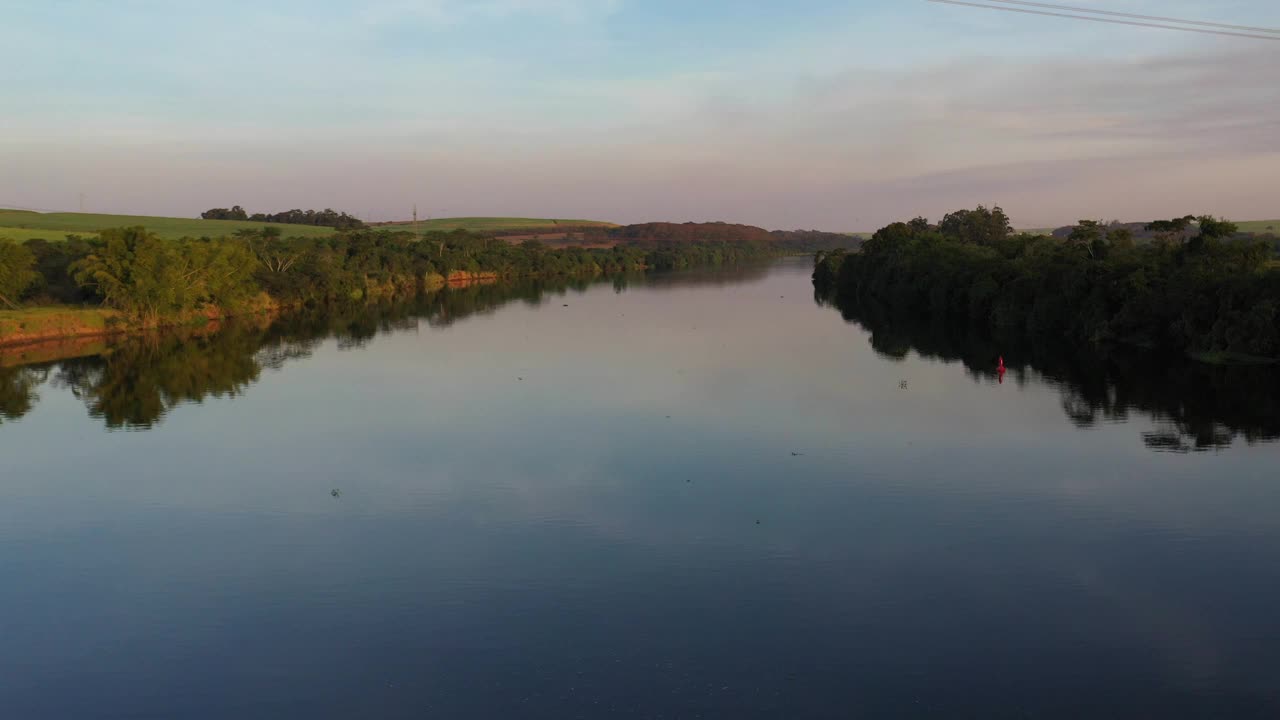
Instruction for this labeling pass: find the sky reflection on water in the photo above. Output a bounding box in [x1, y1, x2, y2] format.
[2, 260, 1279, 718]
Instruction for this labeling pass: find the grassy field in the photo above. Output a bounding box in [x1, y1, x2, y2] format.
[0, 306, 121, 348]
[0, 209, 337, 241]
[374, 217, 617, 232]
[0, 210, 619, 241]
[1236, 220, 1280, 234]
[0, 226, 98, 242]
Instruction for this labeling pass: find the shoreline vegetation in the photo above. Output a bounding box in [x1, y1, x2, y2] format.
[814, 207, 1280, 365]
[0, 268, 779, 429]
[6, 262, 1277, 450]
[1, 216, 850, 349]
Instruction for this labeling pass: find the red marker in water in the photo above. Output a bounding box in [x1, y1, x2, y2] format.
[998, 356, 1006, 384]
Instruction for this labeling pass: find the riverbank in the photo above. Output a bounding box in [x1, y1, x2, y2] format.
[1, 228, 784, 351]
[815, 208, 1280, 365]
[0, 263, 663, 351]
[0, 306, 125, 349]
[0, 331, 117, 368]
[0, 295, 282, 351]
[0, 270, 586, 351]
[1, 271, 591, 352]
[3, 226, 787, 351]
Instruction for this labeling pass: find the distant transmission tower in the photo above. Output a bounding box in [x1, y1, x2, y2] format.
[413, 204, 419, 235]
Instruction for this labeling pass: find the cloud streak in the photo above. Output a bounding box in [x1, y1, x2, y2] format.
[359, 0, 622, 26]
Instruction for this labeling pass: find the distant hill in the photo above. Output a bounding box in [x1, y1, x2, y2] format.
[770, 229, 864, 251]
[1049, 219, 1280, 243]
[601, 222, 854, 251]
[372, 217, 618, 233]
[376, 218, 855, 251]
[0, 209, 336, 241]
[609, 222, 776, 243]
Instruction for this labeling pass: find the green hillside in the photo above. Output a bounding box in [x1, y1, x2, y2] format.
[0, 211, 619, 242]
[0, 209, 337, 241]
[375, 217, 617, 232]
[0, 225, 98, 242]
[1236, 220, 1280, 234]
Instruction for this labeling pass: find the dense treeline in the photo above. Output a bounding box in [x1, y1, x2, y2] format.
[201, 205, 366, 230]
[571, 222, 852, 252]
[199, 206, 250, 220]
[770, 229, 862, 252]
[814, 206, 1280, 360]
[0, 242, 39, 309]
[199, 216, 851, 251]
[608, 222, 776, 243]
[626, 238, 776, 271]
[1, 227, 777, 322]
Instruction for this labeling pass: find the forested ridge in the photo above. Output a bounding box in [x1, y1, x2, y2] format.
[192, 212, 856, 251]
[814, 206, 1280, 361]
[574, 222, 852, 251]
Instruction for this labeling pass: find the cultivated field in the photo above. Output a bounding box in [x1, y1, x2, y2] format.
[0, 210, 336, 241]
[0, 211, 621, 242]
[0, 226, 98, 242]
[1235, 220, 1280, 234]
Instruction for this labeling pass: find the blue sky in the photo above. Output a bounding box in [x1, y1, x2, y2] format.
[2, 0, 1278, 229]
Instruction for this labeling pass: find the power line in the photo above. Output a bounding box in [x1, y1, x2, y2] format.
[981, 0, 1280, 35]
[927, 0, 1280, 41]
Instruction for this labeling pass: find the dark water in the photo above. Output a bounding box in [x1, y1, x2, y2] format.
[2, 259, 1279, 719]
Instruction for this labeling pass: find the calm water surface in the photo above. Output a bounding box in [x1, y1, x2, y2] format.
[2, 259, 1279, 718]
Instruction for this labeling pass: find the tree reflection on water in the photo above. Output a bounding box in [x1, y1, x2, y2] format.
[0, 268, 771, 430]
[816, 287, 1280, 453]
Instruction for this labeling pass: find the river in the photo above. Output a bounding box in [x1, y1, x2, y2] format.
[2, 258, 1278, 718]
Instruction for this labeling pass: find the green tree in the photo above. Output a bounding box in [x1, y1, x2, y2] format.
[822, 208, 1280, 360]
[1146, 215, 1197, 245]
[907, 217, 931, 233]
[0, 241, 39, 309]
[1196, 215, 1238, 241]
[1068, 220, 1106, 258]
[201, 205, 249, 221]
[939, 206, 1012, 246]
[71, 227, 181, 321]
[69, 230, 256, 319]
[176, 238, 260, 310]
[1107, 226, 1135, 252]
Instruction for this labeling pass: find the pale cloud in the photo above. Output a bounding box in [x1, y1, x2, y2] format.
[358, 0, 622, 26]
[3, 1, 1279, 228]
